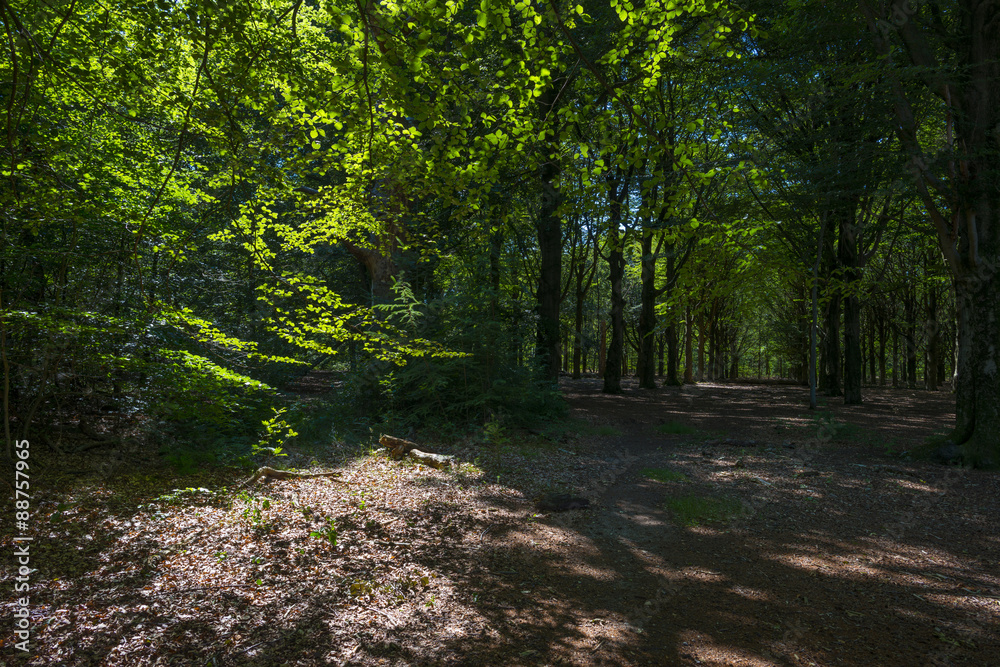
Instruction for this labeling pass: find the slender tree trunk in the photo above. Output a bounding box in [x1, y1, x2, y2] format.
[840, 210, 863, 404]
[665, 321, 680, 386]
[728, 334, 739, 380]
[684, 305, 694, 383]
[697, 309, 706, 381]
[573, 279, 585, 379]
[657, 333, 664, 377]
[926, 281, 939, 390]
[878, 305, 887, 386]
[822, 293, 842, 395]
[892, 321, 899, 388]
[599, 320, 606, 376]
[604, 239, 625, 394]
[603, 169, 631, 394]
[637, 230, 658, 389]
[868, 308, 877, 384]
[904, 284, 917, 389]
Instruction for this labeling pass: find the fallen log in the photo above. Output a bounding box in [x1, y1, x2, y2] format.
[379, 435, 420, 457]
[405, 448, 454, 469]
[379, 435, 454, 469]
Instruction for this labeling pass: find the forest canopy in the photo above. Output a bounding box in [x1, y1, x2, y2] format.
[2, 0, 998, 466]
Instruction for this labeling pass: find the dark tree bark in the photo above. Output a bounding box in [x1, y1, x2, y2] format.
[862, 0, 1000, 464]
[637, 229, 658, 388]
[821, 291, 843, 396]
[839, 209, 863, 404]
[657, 333, 665, 377]
[892, 318, 899, 388]
[571, 230, 599, 379]
[904, 282, 918, 389]
[602, 167, 633, 394]
[605, 238, 625, 393]
[868, 306, 877, 384]
[877, 302, 887, 385]
[697, 309, 706, 380]
[665, 321, 681, 386]
[535, 83, 566, 382]
[925, 273, 940, 390]
[684, 305, 695, 383]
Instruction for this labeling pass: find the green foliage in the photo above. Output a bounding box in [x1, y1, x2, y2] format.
[159, 444, 217, 475]
[153, 487, 220, 506]
[7, 0, 976, 465]
[354, 281, 566, 433]
[253, 408, 298, 459]
[148, 350, 276, 424]
[310, 518, 338, 546]
[235, 491, 274, 529]
[665, 494, 744, 527]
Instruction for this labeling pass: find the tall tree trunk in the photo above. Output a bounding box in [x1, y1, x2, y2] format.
[728, 332, 739, 380]
[697, 309, 706, 381]
[868, 308, 877, 384]
[707, 309, 717, 380]
[657, 333, 665, 377]
[904, 286, 917, 389]
[535, 85, 564, 382]
[878, 305, 887, 385]
[573, 278, 585, 379]
[602, 168, 632, 394]
[822, 292, 843, 395]
[926, 280, 939, 390]
[892, 320, 899, 388]
[840, 210, 863, 404]
[599, 320, 606, 375]
[665, 321, 681, 386]
[684, 305, 694, 383]
[637, 230, 658, 389]
[604, 238, 625, 394]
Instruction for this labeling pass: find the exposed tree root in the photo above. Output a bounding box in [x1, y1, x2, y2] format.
[241, 466, 347, 487]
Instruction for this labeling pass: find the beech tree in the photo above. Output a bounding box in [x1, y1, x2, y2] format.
[860, 0, 1000, 464]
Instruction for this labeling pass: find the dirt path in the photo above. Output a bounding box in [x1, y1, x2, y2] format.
[463, 379, 999, 666]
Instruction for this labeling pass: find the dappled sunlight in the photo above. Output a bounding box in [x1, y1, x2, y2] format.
[728, 584, 777, 603]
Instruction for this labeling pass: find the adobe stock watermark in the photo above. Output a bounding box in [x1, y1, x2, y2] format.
[11, 438, 34, 653]
[875, 0, 927, 37]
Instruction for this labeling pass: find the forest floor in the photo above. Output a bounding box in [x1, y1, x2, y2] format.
[2, 378, 999, 666]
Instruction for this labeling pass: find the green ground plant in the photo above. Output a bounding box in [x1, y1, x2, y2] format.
[654, 421, 698, 435]
[665, 494, 744, 527]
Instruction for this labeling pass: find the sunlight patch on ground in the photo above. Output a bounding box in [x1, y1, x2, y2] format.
[763, 551, 888, 581]
[678, 629, 783, 666]
[728, 584, 777, 602]
[679, 566, 728, 583]
[685, 524, 729, 537]
[894, 478, 941, 493]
